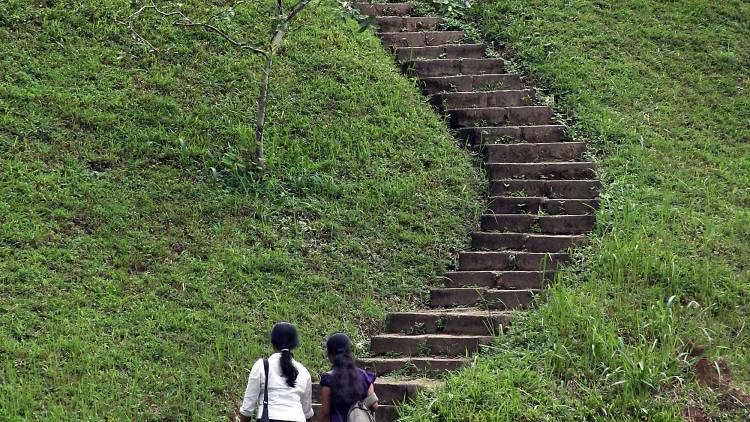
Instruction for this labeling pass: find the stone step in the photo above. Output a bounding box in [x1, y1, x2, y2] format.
[404, 58, 505, 77]
[432, 90, 533, 110]
[470, 232, 586, 252]
[458, 251, 570, 271]
[312, 403, 396, 421]
[430, 288, 537, 309]
[357, 357, 468, 377]
[378, 31, 464, 48]
[443, 271, 554, 289]
[376, 16, 442, 32]
[357, 2, 413, 16]
[484, 142, 586, 163]
[487, 197, 599, 215]
[449, 106, 552, 127]
[419, 74, 523, 95]
[387, 309, 512, 335]
[461, 125, 566, 144]
[490, 179, 600, 199]
[312, 377, 430, 404]
[487, 162, 596, 179]
[395, 44, 486, 62]
[371, 334, 493, 357]
[479, 214, 596, 234]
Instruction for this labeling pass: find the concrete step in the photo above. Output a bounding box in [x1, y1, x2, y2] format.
[378, 31, 464, 48]
[419, 74, 523, 95]
[443, 271, 554, 289]
[432, 90, 533, 109]
[358, 357, 468, 377]
[470, 232, 586, 252]
[404, 58, 505, 77]
[371, 334, 493, 357]
[487, 162, 596, 179]
[312, 403, 396, 421]
[430, 288, 537, 309]
[490, 179, 600, 199]
[357, 2, 413, 16]
[461, 125, 566, 144]
[479, 214, 596, 234]
[449, 106, 552, 127]
[487, 196, 599, 215]
[376, 16, 442, 32]
[312, 377, 431, 405]
[458, 251, 570, 271]
[396, 44, 486, 62]
[387, 309, 512, 335]
[484, 142, 586, 163]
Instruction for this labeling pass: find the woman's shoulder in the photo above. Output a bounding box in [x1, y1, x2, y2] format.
[356, 367, 376, 385]
[319, 370, 333, 386]
[319, 368, 375, 385]
[292, 359, 312, 378]
[251, 357, 265, 370]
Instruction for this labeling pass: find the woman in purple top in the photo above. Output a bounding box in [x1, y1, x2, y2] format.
[318, 333, 378, 422]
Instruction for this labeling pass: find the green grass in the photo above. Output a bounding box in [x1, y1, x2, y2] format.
[399, 0, 750, 420]
[0, 1, 485, 419]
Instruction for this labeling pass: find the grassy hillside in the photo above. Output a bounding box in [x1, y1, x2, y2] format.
[0, 0, 484, 419]
[401, 0, 750, 420]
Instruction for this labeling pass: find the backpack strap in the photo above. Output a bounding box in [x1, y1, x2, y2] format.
[259, 358, 270, 422]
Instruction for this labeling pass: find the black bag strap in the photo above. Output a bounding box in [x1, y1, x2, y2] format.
[260, 358, 270, 422]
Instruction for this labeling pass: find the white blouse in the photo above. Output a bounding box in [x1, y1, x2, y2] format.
[239, 353, 314, 421]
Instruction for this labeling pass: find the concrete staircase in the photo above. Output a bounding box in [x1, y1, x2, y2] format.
[315, 4, 600, 420]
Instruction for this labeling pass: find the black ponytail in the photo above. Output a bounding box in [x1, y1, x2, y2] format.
[326, 333, 365, 403]
[271, 322, 299, 388]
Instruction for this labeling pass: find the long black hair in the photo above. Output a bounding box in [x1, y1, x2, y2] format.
[326, 333, 365, 404]
[271, 322, 299, 388]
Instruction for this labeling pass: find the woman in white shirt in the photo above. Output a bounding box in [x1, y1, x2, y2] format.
[239, 322, 314, 422]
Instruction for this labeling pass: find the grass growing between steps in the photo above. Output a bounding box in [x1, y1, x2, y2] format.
[400, 0, 750, 420]
[0, 0, 485, 418]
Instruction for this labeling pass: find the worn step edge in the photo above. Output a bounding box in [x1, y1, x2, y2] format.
[442, 270, 555, 289]
[387, 309, 512, 335]
[486, 162, 597, 179]
[356, 2, 413, 17]
[430, 288, 539, 309]
[312, 377, 436, 405]
[357, 357, 469, 377]
[371, 334, 493, 357]
[470, 232, 587, 252]
[395, 44, 487, 62]
[486, 196, 600, 215]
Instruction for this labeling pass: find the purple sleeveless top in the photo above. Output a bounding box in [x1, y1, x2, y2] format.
[319, 367, 376, 422]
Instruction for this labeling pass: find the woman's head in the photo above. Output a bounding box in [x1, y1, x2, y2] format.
[271, 322, 299, 388]
[326, 332, 351, 359]
[271, 322, 299, 352]
[325, 333, 364, 403]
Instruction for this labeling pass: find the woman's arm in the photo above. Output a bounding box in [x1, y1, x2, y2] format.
[318, 386, 331, 422]
[366, 384, 379, 411]
[238, 360, 263, 422]
[302, 376, 314, 421]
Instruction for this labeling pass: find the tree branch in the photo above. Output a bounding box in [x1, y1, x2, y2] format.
[286, 0, 313, 22]
[269, 0, 313, 51]
[123, 1, 267, 55]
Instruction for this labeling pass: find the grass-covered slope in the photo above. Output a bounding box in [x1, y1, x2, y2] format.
[0, 1, 484, 418]
[401, 0, 750, 420]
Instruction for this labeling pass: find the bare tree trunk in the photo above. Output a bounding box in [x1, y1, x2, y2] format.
[255, 53, 273, 170]
[253, 0, 310, 170]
